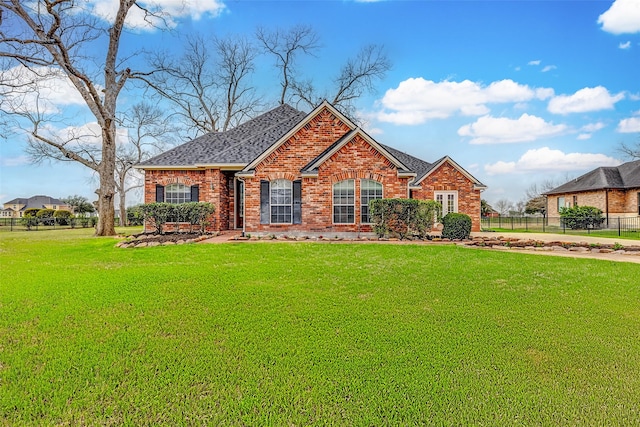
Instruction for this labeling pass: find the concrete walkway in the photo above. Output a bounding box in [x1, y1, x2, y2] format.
[471, 231, 636, 246]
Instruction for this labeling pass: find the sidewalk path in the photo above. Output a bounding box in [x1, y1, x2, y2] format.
[471, 231, 640, 264]
[471, 231, 635, 246]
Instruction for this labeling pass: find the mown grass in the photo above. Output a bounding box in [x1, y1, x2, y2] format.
[1, 229, 639, 425]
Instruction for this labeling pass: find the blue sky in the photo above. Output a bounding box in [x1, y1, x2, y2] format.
[1, 0, 639, 208]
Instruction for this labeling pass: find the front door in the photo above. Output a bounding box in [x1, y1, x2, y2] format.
[235, 179, 244, 229]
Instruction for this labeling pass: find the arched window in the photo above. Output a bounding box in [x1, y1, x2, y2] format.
[333, 180, 355, 224]
[361, 180, 383, 223]
[165, 183, 191, 204]
[270, 179, 292, 223]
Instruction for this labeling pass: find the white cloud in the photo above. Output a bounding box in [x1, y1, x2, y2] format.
[484, 147, 621, 175]
[619, 41, 632, 49]
[0, 65, 87, 114]
[0, 155, 30, 167]
[581, 122, 606, 133]
[598, 0, 640, 34]
[617, 111, 640, 133]
[376, 78, 553, 125]
[458, 114, 568, 144]
[88, 0, 226, 31]
[548, 86, 624, 115]
[39, 122, 129, 146]
[541, 65, 557, 72]
[528, 60, 541, 66]
[578, 121, 606, 139]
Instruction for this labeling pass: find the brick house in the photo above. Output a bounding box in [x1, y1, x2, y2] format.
[544, 159, 640, 225]
[136, 101, 486, 235]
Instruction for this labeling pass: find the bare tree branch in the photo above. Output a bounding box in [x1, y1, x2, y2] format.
[114, 102, 176, 225]
[619, 139, 640, 160]
[256, 24, 320, 105]
[142, 33, 261, 137]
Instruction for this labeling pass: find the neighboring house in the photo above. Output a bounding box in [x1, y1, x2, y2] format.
[544, 159, 640, 224]
[1, 195, 72, 218]
[136, 101, 486, 235]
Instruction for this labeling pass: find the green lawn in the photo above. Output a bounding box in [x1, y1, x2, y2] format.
[1, 229, 639, 425]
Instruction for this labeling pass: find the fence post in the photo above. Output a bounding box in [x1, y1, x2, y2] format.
[618, 218, 621, 237]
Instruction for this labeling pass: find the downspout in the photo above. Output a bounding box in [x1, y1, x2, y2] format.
[605, 189, 609, 228]
[238, 177, 246, 237]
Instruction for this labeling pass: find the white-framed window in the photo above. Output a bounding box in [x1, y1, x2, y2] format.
[360, 179, 383, 224]
[270, 179, 292, 224]
[435, 191, 458, 217]
[333, 180, 355, 224]
[557, 196, 566, 212]
[165, 183, 191, 204]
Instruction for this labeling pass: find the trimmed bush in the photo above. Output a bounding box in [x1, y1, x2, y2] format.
[369, 199, 441, 239]
[560, 205, 605, 230]
[127, 205, 145, 226]
[53, 210, 73, 225]
[441, 213, 472, 240]
[36, 208, 56, 226]
[21, 208, 41, 230]
[140, 202, 215, 234]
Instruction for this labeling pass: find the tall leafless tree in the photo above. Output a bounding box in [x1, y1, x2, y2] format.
[524, 179, 558, 215]
[145, 34, 261, 138]
[619, 138, 640, 160]
[494, 199, 514, 216]
[0, 0, 161, 236]
[115, 102, 173, 226]
[256, 24, 320, 106]
[293, 44, 391, 116]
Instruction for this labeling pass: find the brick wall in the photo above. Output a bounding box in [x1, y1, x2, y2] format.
[244, 122, 411, 234]
[547, 189, 640, 218]
[411, 161, 482, 231]
[143, 168, 231, 232]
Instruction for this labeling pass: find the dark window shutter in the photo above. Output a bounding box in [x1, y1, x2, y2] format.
[293, 180, 302, 224]
[260, 180, 270, 224]
[155, 185, 164, 202]
[190, 185, 199, 202]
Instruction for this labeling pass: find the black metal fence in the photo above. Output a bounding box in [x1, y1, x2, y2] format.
[0, 217, 113, 231]
[481, 216, 640, 238]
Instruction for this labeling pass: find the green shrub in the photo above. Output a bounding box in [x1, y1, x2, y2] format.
[127, 205, 145, 226]
[36, 208, 56, 226]
[141, 202, 216, 234]
[369, 199, 440, 239]
[23, 208, 41, 217]
[441, 213, 472, 240]
[53, 210, 73, 225]
[21, 208, 41, 230]
[560, 205, 605, 230]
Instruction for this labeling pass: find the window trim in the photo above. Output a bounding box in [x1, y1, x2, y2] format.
[557, 196, 566, 212]
[360, 179, 383, 224]
[270, 179, 293, 224]
[434, 191, 458, 217]
[333, 179, 355, 224]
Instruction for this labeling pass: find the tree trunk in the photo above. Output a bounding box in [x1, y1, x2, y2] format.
[95, 123, 117, 236]
[118, 177, 128, 228]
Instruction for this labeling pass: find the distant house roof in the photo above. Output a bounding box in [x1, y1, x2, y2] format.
[137, 104, 307, 168]
[3, 195, 66, 210]
[544, 159, 640, 195]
